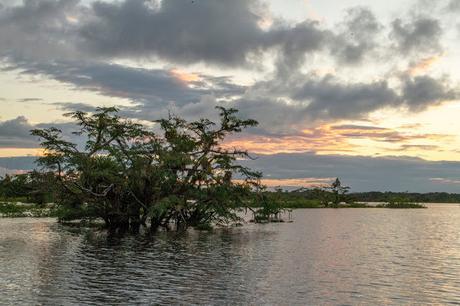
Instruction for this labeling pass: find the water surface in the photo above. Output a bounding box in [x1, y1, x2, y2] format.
[1, 204, 460, 305]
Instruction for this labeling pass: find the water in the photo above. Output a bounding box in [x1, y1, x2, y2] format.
[1, 204, 460, 305]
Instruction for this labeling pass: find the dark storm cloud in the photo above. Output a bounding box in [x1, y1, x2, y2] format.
[391, 17, 442, 54]
[241, 152, 460, 192]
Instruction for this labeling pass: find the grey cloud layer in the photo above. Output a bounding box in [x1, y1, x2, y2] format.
[0, 0, 445, 67]
[331, 7, 383, 65]
[80, 0, 272, 66]
[0, 116, 37, 148]
[0, 0, 84, 59]
[391, 16, 442, 54]
[0, 0, 458, 133]
[0, 116, 76, 148]
[5, 59, 458, 135]
[241, 152, 460, 192]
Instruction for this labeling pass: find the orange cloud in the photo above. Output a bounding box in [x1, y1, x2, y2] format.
[234, 177, 334, 188]
[407, 54, 443, 76]
[0, 148, 44, 157]
[170, 68, 200, 84]
[259, 177, 334, 188]
[222, 122, 451, 157]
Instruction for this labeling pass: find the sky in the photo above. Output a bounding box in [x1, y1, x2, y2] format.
[1, 0, 460, 192]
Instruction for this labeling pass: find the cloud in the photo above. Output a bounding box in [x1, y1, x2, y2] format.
[406, 54, 443, 76]
[223, 121, 450, 155]
[79, 0, 272, 66]
[401, 75, 458, 111]
[248, 73, 458, 125]
[391, 16, 442, 54]
[0, 0, 83, 60]
[330, 124, 386, 131]
[0, 0, 335, 69]
[329, 124, 449, 143]
[269, 20, 329, 76]
[240, 152, 460, 192]
[398, 144, 440, 151]
[16, 98, 43, 103]
[7, 57, 458, 136]
[5, 59, 239, 107]
[0, 0, 451, 70]
[0, 0, 459, 137]
[255, 177, 335, 189]
[52, 101, 98, 113]
[330, 7, 382, 64]
[0, 116, 37, 148]
[446, 0, 460, 12]
[0, 116, 77, 149]
[291, 76, 398, 120]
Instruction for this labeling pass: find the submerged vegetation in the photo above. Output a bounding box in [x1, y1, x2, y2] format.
[0, 202, 58, 218]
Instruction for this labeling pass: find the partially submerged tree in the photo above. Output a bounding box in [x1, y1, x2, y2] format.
[31, 107, 262, 233]
[326, 178, 350, 207]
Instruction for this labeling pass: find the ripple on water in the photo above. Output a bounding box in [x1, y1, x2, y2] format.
[0, 206, 460, 305]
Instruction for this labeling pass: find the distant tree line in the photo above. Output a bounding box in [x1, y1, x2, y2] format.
[0, 171, 56, 205]
[347, 191, 460, 203]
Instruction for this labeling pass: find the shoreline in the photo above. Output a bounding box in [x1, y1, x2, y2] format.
[0, 201, 434, 218]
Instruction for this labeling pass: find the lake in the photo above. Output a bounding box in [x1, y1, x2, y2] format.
[1, 204, 460, 305]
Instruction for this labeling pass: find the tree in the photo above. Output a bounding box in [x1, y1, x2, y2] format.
[31, 106, 262, 233]
[326, 178, 350, 207]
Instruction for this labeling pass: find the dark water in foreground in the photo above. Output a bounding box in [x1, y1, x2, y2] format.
[1, 204, 460, 305]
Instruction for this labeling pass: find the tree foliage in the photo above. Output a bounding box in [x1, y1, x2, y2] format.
[0, 171, 56, 205]
[325, 178, 350, 207]
[31, 107, 262, 233]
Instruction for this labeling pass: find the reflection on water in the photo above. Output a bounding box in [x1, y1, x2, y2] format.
[1, 204, 460, 305]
